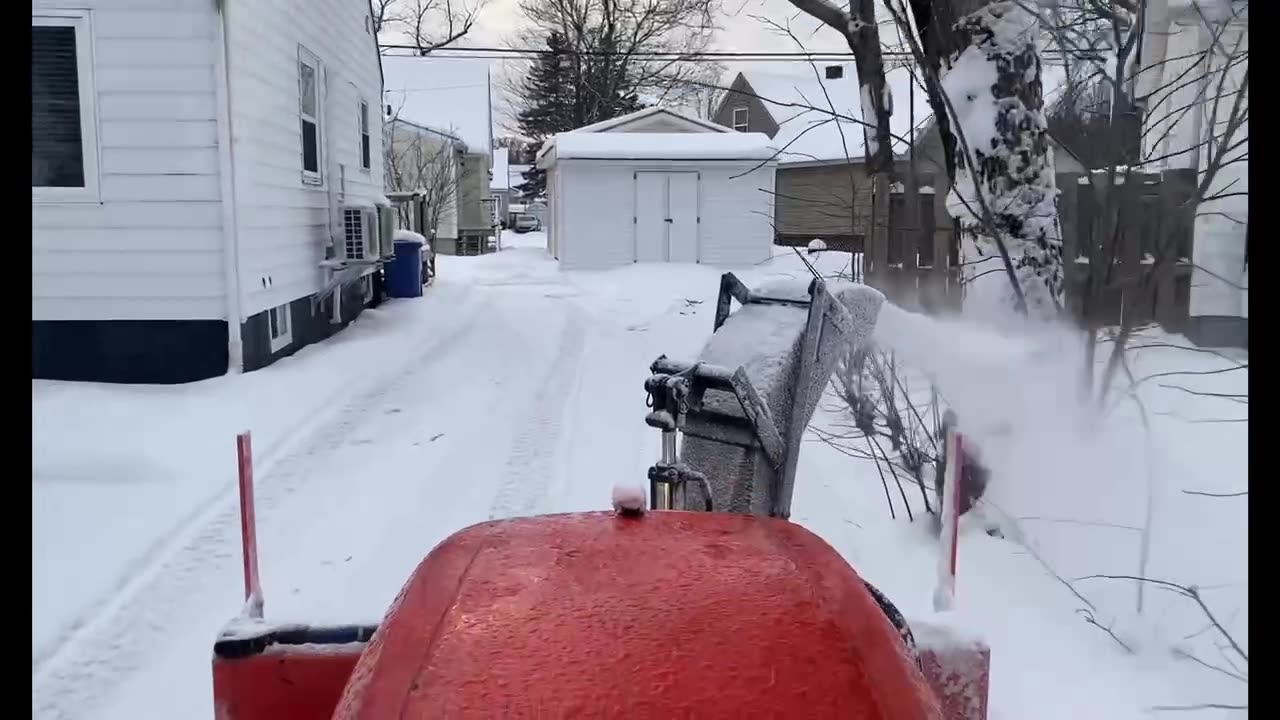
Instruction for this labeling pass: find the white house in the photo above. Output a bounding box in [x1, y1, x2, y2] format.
[32, 0, 391, 384]
[491, 146, 511, 226]
[1137, 0, 1248, 348]
[386, 118, 464, 248]
[536, 107, 777, 269]
[382, 56, 495, 256]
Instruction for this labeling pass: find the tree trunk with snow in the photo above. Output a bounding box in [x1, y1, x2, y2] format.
[934, 1, 1064, 319]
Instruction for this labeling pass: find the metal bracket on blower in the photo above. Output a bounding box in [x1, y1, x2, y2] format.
[643, 361, 780, 511]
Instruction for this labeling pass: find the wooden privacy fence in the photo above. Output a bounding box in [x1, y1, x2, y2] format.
[849, 169, 1197, 330]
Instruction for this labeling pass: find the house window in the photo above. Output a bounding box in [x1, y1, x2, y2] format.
[732, 106, 749, 132]
[359, 100, 371, 171]
[268, 304, 292, 353]
[298, 46, 322, 184]
[32, 12, 99, 202]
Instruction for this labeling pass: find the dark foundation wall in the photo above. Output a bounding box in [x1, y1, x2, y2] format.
[32, 320, 229, 384]
[1185, 316, 1248, 350]
[35, 280, 376, 384]
[241, 280, 372, 372]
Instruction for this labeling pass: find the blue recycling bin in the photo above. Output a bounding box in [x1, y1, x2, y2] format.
[386, 239, 424, 298]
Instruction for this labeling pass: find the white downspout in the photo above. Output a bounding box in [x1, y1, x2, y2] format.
[214, 0, 244, 372]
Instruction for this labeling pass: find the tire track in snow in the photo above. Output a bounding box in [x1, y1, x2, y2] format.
[32, 296, 487, 720]
[487, 307, 588, 520]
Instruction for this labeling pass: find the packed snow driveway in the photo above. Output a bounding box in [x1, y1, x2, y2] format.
[33, 237, 1247, 719]
[31, 253, 650, 719]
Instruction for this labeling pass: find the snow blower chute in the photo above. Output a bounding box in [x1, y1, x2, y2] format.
[211, 273, 990, 720]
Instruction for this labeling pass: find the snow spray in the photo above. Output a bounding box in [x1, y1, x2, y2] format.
[870, 299, 1157, 619]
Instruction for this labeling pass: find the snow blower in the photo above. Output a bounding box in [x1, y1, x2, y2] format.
[210, 273, 990, 720]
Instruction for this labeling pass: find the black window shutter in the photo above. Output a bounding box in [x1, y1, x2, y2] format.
[32, 25, 85, 188]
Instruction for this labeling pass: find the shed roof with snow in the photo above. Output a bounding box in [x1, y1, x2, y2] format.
[538, 107, 777, 270]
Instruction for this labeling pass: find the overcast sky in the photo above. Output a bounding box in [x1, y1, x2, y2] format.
[462, 0, 852, 56]
[383, 0, 873, 133]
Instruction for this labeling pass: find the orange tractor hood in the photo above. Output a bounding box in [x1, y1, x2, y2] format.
[331, 510, 942, 719]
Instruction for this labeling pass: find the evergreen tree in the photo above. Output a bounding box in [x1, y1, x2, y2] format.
[514, 30, 645, 199]
[515, 33, 573, 198]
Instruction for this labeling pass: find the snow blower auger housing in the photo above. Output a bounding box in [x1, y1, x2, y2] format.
[645, 272, 884, 516]
[210, 273, 990, 720]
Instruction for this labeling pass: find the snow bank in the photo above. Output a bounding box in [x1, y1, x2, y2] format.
[547, 132, 776, 162]
[393, 229, 428, 246]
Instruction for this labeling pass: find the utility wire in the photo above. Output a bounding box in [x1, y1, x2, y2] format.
[379, 44, 1088, 65]
[379, 43, 909, 59]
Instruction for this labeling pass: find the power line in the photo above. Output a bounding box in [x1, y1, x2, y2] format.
[380, 43, 902, 60]
[380, 44, 1085, 65]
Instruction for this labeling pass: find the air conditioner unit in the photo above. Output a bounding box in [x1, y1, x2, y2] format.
[341, 206, 378, 262]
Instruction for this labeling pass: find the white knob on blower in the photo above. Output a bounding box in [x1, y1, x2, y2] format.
[612, 481, 646, 516]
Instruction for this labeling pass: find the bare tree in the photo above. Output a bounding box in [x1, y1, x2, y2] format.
[679, 62, 729, 119]
[777, 1, 1064, 320]
[385, 108, 474, 244]
[515, 0, 722, 109]
[372, 0, 485, 54]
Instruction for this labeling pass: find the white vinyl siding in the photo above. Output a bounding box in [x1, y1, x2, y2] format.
[224, 0, 386, 317]
[31, 0, 225, 322]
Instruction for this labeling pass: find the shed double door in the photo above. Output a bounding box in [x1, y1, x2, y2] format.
[635, 172, 699, 263]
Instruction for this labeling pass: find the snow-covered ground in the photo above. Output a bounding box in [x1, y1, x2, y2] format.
[33, 232, 1246, 718]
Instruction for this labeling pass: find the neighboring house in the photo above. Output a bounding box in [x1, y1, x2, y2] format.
[32, 0, 392, 384]
[712, 65, 1085, 256]
[385, 118, 464, 248]
[1137, 0, 1247, 348]
[537, 107, 776, 269]
[491, 146, 510, 226]
[382, 56, 495, 256]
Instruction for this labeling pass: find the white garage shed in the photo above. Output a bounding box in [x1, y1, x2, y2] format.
[536, 108, 777, 269]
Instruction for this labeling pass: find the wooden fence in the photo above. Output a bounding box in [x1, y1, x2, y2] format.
[850, 169, 1197, 330]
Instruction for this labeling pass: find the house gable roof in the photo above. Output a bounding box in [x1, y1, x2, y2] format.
[716, 63, 1082, 170]
[721, 64, 929, 165]
[572, 106, 733, 135]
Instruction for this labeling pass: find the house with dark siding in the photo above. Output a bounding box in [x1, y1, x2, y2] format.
[32, 0, 394, 384]
[711, 65, 1085, 261]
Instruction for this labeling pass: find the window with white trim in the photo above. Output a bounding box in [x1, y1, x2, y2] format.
[32, 12, 99, 202]
[732, 106, 749, 132]
[268, 304, 292, 352]
[298, 46, 322, 184]
[359, 100, 371, 171]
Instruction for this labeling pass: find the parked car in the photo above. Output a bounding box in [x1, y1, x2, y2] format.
[512, 214, 540, 233]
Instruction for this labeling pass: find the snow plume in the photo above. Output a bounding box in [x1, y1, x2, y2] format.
[872, 301, 1151, 587]
[942, 2, 1064, 320]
